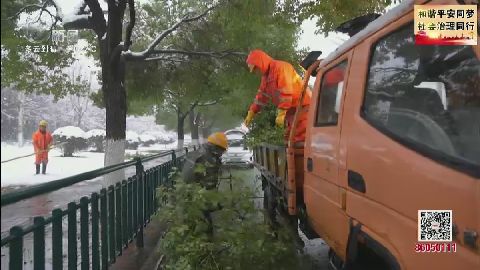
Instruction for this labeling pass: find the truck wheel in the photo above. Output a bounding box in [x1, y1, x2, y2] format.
[328, 248, 344, 270]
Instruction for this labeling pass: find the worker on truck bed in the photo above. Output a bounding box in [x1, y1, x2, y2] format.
[243, 49, 312, 144]
[182, 132, 228, 237]
[32, 120, 53, 175]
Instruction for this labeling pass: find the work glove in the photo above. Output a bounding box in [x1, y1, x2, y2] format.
[244, 110, 255, 127]
[275, 109, 287, 128]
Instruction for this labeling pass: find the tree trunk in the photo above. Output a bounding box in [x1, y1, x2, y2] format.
[197, 113, 206, 144]
[201, 125, 209, 140]
[189, 110, 199, 146]
[102, 4, 127, 186]
[17, 92, 25, 146]
[177, 110, 185, 150]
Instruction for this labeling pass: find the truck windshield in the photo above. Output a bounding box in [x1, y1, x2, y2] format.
[363, 23, 480, 176]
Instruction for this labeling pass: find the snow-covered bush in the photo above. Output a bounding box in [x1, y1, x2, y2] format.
[139, 133, 156, 147]
[53, 126, 88, 157]
[143, 130, 176, 144]
[126, 131, 140, 150]
[86, 129, 106, 152]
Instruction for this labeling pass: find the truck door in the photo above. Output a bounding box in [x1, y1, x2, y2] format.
[304, 55, 351, 255]
[343, 20, 480, 269]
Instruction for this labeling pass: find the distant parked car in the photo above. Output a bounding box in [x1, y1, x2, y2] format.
[222, 131, 253, 168]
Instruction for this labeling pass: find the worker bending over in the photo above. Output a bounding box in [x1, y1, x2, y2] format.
[182, 132, 228, 236]
[243, 49, 311, 145]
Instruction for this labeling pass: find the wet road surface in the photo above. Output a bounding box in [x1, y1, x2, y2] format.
[1, 162, 330, 269]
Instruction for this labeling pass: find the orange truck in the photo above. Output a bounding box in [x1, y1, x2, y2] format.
[252, 0, 479, 269]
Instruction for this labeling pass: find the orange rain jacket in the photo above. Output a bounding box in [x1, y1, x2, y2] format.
[32, 130, 53, 165]
[246, 49, 311, 143]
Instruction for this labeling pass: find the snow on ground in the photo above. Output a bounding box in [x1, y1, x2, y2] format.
[0, 139, 193, 187]
[1, 142, 104, 187]
[138, 133, 156, 143]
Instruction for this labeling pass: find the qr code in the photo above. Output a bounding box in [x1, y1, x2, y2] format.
[418, 210, 452, 242]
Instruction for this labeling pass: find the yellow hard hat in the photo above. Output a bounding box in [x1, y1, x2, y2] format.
[207, 132, 228, 150]
[39, 120, 48, 127]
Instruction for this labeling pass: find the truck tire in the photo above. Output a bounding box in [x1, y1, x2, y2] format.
[328, 248, 344, 270]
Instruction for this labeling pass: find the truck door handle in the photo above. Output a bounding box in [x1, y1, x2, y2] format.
[307, 158, 313, 172]
[348, 170, 366, 193]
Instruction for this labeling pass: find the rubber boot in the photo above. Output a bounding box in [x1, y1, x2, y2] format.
[42, 163, 47, 174]
[36, 164, 40, 175]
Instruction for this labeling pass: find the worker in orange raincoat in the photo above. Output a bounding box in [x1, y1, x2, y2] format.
[243, 49, 311, 144]
[32, 120, 53, 174]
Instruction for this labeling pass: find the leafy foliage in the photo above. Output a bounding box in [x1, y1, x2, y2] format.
[1, 1, 80, 98]
[87, 135, 105, 152]
[127, 0, 302, 136]
[157, 172, 302, 270]
[245, 104, 285, 147]
[294, 0, 401, 35]
[53, 135, 88, 157]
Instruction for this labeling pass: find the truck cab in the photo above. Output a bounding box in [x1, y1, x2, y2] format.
[253, 0, 479, 269]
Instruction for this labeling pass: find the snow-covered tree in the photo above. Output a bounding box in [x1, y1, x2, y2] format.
[52, 126, 88, 157]
[126, 130, 140, 150]
[86, 129, 106, 152]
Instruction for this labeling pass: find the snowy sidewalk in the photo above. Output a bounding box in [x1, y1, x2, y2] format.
[1, 143, 105, 187]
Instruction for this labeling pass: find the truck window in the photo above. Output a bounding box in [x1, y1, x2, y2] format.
[315, 61, 348, 126]
[362, 23, 480, 176]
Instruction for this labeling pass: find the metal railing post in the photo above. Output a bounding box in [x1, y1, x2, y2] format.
[1, 149, 185, 270]
[135, 158, 144, 248]
[115, 183, 122, 255]
[91, 193, 100, 270]
[33, 216, 46, 270]
[67, 202, 77, 270]
[9, 226, 23, 270]
[100, 188, 108, 269]
[51, 208, 63, 270]
[80, 197, 90, 270]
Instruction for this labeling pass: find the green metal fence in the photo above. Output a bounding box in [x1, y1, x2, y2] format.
[1, 146, 197, 270]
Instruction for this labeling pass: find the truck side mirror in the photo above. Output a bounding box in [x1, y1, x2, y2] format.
[300, 51, 322, 76]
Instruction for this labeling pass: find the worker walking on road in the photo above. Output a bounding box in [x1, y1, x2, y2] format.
[32, 120, 53, 175]
[243, 49, 312, 144]
[182, 132, 228, 237]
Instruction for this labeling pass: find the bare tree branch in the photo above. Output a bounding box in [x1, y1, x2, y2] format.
[124, 0, 136, 51]
[143, 57, 188, 63]
[34, 1, 50, 23]
[1, 110, 15, 119]
[180, 100, 199, 120]
[4, 1, 57, 21]
[165, 89, 179, 98]
[151, 49, 246, 58]
[192, 100, 219, 107]
[123, 4, 219, 60]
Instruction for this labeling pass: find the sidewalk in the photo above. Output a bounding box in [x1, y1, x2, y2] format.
[110, 217, 166, 270]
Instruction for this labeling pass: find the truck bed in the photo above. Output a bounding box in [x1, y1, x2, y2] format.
[253, 143, 304, 213]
